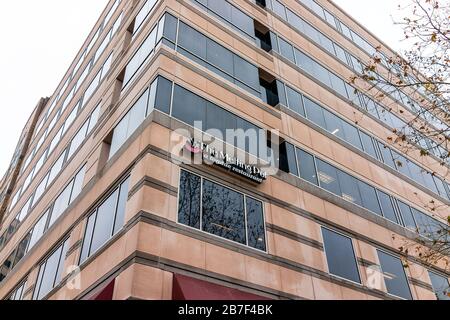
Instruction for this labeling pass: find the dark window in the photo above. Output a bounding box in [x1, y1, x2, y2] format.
[428, 271, 450, 300]
[178, 171, 202, 229]
[304, 97, 325, 128]
[337, 170, 362, 206]
[323, 109, 345, 140]
[202, 180, 246, 245]
[178, 171, 266, 251]
[246, 198, 266, 251]
[154, 76, 173, 114]
[377, 191, 399, 224]
[178, 22, 207, 59]
[377, 250, 412, 300]
[378, 142, 397, 169]
[316, 160, 341, 196]
[33, 239, 69, 300]
[357, 181, 383, 215]
[279, 142, 298, 176]
[360, 131, 378, 159]
[278, 37, 295, 63]
[90, 189, 120, 256]
[397, 201, 417, 231]
[412, 209, 443, 239]
[286, 86, 305, 116]
[233, 55, 260, 91]
[208, 0, 231, 20]
[207, 40, 234, 75]
[297, 149, 318, 185]
[172, 85, 207, 128]
[329, 73, 348, 97]
[342, 121, 363, 150]
[80, 178, 130, 262]
[12, 233, 31, 268]
[322, 228, 361, 283]
[231, 6, 254, 37]
[162, 13, 178, 44]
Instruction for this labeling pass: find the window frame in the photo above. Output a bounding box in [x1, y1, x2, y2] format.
[176, 169, 268, 253]
[321, 226, 362, 285]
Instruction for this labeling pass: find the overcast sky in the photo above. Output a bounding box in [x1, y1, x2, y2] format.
[0, 0, 408, 177]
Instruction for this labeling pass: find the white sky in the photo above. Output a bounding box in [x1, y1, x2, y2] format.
[0, 0, 408, 177]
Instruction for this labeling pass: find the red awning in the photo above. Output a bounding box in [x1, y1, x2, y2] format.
[172, 274, 271, 300]
[83, 279, 115, 300]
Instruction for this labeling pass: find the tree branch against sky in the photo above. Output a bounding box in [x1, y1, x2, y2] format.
[347, 0, 449, 281]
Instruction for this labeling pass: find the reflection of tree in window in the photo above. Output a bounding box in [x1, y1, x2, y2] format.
[202, 180, 245, 245]
[178, 171, 201, 229]
[246, 198, 266, 251]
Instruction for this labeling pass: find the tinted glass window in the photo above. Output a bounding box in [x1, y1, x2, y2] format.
[378, 142, 397, 169]
[428, 271, 450, 300]
[231, 6, 254, 37]
[209, 0, 232, 21]
[154, 76, 173, 114]
[323, 109, 344, 139]
[233, 55, 260, 91]
[68, 120, 89, 159]
[360, 131, 378, 159]
[33, 240, 68, 300]
[207, 40, 234, 75]
[358, 181, 382, 215]
[49, 180, 74, 226]
[202, 180, 246, 244]
[29, 210, 49, 250]
[246, 197, 266, 251]
[397, 201, 417, 230]
[377, 250, 412, 300]
[286, 86, 305, 116]
[316, 160, 341, 196]
[178, 22, 207, 59]
[89, 189, 119, 256]
[412, 209, 442, 238]
[70, 166, 86, 203]
[342, 121, 363, 150]
[279, 142, 298, 176]
[127, 89, 149, 136]
[80, 213, 96, 263]
[297, 149, 318, 185]
[304, 97, 325, 128]
[178, 171, 202, 229]
[279, 38, 295, 63]
[322, 228, 360, 283]
[337, 170, 362, 206]
[272, 0, 287, 20]
[377, 191, 399, 224]
[172, 85, 207, 128]
[113, 177, 130, 235]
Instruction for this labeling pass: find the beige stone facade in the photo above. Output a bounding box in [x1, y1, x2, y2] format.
[0, 0, 448, 300]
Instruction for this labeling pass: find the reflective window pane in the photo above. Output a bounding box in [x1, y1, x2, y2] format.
[202, 180, 246, 245]
[316, 160, 341, 196]
[428, 271, 450, 300]
[296, 149, 318, 185]
[377, 250, 412, 300]
[246, 197, 266, 251]
[377, 191, 399, 224]
[322, 228, 361, 283]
